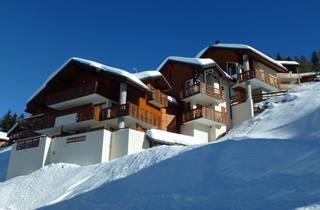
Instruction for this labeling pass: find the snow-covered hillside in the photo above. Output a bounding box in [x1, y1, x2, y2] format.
[1, 82, 320, 210]
[0, 147, 10, 182]
[224, 83, 320, 140]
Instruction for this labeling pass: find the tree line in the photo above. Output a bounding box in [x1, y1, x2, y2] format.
[0, 111, 24, 132]
[275, 51, 320, 73]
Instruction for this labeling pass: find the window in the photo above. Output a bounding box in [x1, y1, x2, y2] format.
[66, 135, 86, 144]
[226, 62, 239, 76]
[185, 78, 194, 88]
[16, 137, 40, 150]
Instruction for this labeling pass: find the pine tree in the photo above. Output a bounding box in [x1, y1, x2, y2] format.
[0, 111, 18, 132]
[311, 51, 320, 66]
[276, 53, 283, 60]
[311, 51, 320, 72]
[297, 56, 312, 73]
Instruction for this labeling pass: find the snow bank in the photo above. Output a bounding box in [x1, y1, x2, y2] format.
[146, 129, 202, 146]
[224, 82, 320, 140]
[0, 147, 11, 182]
[43, 139, 320, 210]
[0, 145, 191, 210]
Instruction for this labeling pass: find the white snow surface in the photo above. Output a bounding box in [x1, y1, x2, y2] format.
[27, 57, 150, 103]
[134, 70, 163, 80]
[0, 131, 8, 140]
[157, 56, 215, 71]
[146, 129, 202, 146]
[0, 146, 192, 210]
[1, 83, 320, 209]
[223, 82, 320, 141]
[277, 60, 300, 65]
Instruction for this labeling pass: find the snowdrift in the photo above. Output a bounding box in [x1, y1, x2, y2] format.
[1, 82, 320, 209]
[0, 147, 10, 182]
[224, 83, 320, 140]
[0, 145, 191, 210]
[42, 139, 320, 210]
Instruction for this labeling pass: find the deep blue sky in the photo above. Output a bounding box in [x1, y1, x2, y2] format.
[0, 0, 319, 116]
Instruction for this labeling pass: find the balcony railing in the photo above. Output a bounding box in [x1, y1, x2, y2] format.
[180, 81, 225, 101]
[230, 91, 287, 106]
[230, 94, 246, 106]
[238, 69, 281, 89]
[100, 102, 161, 128]
[181, 107, 227, 125]
[252, 91, 287, 103]
[12, 105, 97, 140]
[47, 81, 104, 106]
[149, 89, 169, 107]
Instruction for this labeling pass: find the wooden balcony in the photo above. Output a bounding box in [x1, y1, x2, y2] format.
[12, 105, 98, 139]
[180, 81, 225, 103]
[100, 102, 161, 128]
[230, 91, 287, 106]
[238, 69, 281, 89]
[230, 94, 246, 106]
[181, 107, 227, 125]
[47, 81, 108, 109]
[252, 91, 287, 103]
[148, 89, 169, 108]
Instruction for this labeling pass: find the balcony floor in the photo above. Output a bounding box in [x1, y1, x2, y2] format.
[182, 93, 222, 105]
[182, 117, 225, 127]
[48, 94, 107, 110]
[232, 78, 279, 92]
[101, 116, 159, 130]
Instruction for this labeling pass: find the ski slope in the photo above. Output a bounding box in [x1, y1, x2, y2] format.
[224, 83, 320, 140]
[0, 82, 320, 210]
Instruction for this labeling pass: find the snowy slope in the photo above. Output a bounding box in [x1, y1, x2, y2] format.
[0, 83, 320, 210]
[224, 82, 320, 140]
[0, 147, 10, 182]
[0, 146, 192, 210]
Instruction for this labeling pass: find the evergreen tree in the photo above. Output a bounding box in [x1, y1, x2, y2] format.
[0, 111, 19, 132]
[276, 53, 283, 60]
[297, 56, 312, 73]
[311, 51, 320, 72]
[311, 51, 320, 66]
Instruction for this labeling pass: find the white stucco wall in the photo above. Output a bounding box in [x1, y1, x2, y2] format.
[7, 136, 51, 179]
[232, 99, 254, 127]
[181, 122, 219, 143]
[50, 129, 111, 166]
[110, 128, 148, 160]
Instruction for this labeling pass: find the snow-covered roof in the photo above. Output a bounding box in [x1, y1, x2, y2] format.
[28, 57, 150, 103]
[197, 43, 288, 72]
[134, 71, 163, 80]
[158, 56, 233, 81]
[133, 70, 172, 89]
[0, 131, 8, 141]
[146, 129, 202, 146]
[277, 60, 300, 66]
[157, 56, 215, 71]
[300, 72, 316, 77]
